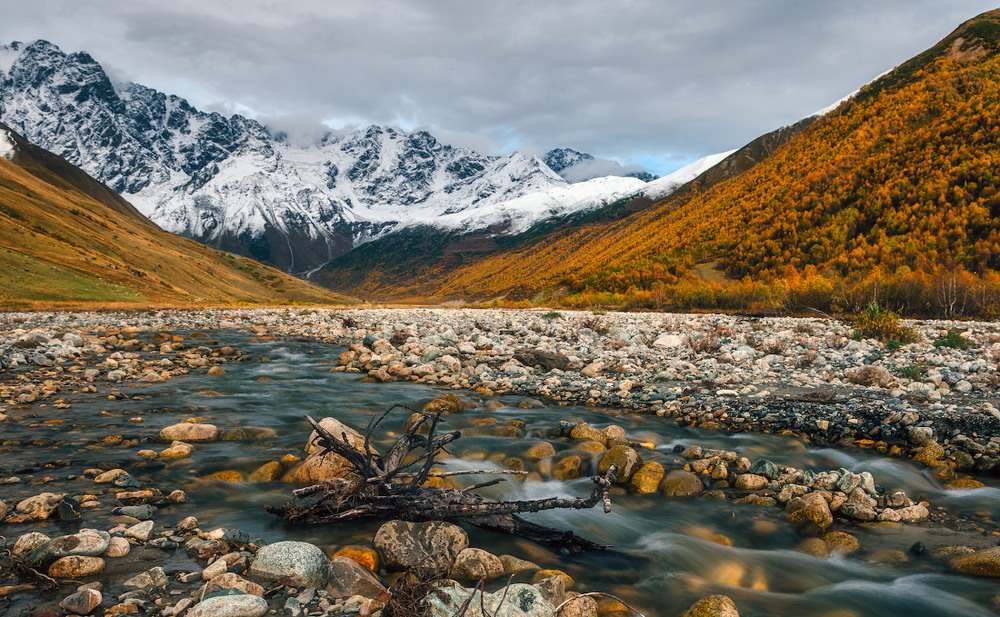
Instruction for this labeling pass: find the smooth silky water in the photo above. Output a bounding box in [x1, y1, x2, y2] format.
[2, 332, 999, 616]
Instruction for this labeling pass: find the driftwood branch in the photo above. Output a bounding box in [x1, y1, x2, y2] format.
[267, 406, 617, 553]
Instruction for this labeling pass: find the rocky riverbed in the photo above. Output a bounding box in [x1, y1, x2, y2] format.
[1, 308, 999, 617]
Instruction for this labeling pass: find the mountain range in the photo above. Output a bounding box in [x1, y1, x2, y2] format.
[0, 40, 657, 273]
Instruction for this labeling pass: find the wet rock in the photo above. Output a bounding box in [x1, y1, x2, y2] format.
[27, 530, 111, 566]
[124, 520, 155, 541]
[660, 470, 704, 497]
[374, 520, 469, 570]
[896, 505, 930, 522]
[451, 548, 504, 581]
[158, 422, 219, 442]
[822, 531, 860, 555]
[733, 474, 769, 490]
[159, 441, 195, 459]
[0, 498, 6, 522]
[15, 492, 64, 519]
[569, 424, 603, 442]
[628, 462, 665, 495]
[48, 556, 105, 578]
[681, 594, 740, 617]
[59, 588, 102, 615]
[207, 470, 245, 482]
[248, 461, 283, 482]
[203, 572, 265, 597]
[113, 504, 156, 520]
[785, 493, 833, 535]
[248, 541, 330, 588]
[532, 569, 574, 588]
[526, 442, 556, 460]
[600, 425, 627, 447]
[106, 537, 131, 558]
[500, 554, 541, 576]
[748, 459, 779, 480]
[93, 468, 129, 484]
[950, 547, 1000, 578]
[553, 455, 582, 481]
[187, 592, 268, 617]
[327, 556, 387, 598]
[12, 532, 50, 558]
[283, 417, 369, 484]
[598, 445, 643, 482]
[123, 566, 168, 591]
[57, 497, 81, 521]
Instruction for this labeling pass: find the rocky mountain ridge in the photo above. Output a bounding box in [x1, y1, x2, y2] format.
[0, 40, 653, 272]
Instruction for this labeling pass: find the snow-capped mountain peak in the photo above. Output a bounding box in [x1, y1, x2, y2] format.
[0, 40, 660, 272]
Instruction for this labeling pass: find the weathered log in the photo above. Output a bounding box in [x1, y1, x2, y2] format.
[267, 405, 617, 553]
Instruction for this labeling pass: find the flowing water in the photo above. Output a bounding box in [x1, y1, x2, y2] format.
[2, 332, 999, 616]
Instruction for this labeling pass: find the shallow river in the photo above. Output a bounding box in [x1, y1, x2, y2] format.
[2, 332, 999, 616]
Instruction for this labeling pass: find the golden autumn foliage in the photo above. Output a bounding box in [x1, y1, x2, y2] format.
[326, 9, 1000, 317]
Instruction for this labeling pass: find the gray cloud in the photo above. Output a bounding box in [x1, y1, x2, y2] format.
[2, 1, 997, 174]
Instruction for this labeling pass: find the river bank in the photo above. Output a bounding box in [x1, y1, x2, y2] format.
[1, 308, 999, 616]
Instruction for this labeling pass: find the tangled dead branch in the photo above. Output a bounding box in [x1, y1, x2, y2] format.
[266, 404, 617, 553]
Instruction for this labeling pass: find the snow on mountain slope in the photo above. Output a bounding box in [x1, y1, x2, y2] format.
[0, 40, 643, 272]
[0, 129, 15, 160]
[640, 150, 737, 200]
[434, 175, 646, 233]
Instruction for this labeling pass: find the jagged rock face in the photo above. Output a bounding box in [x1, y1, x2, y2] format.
[543, 148, 595, 175]
[0, 40, 595, 272]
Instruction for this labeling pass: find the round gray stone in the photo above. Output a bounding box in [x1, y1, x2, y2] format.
[248, 541, 330, 588]
[188, 593, 268, 617]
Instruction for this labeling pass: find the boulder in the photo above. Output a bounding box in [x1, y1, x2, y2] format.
[48, 556, 105, 578]
[451, 548, 504, 581]
[428, 585, 534, 617]
[59, 588, 102, 615]
[327, 556, 387, 598]
[202, 572, 265, 597]
[733, 474, 769, 490]
[786, 493, 833, 535]
[660, 470, 704, 497]
[248, 541, 330, 588]
[283, 417, 370, 484]
[158, 422, 219, 442]
[187, 592, 268, 617]
[15, 492, 64, 519]
[553, 455, 582, 481]
[950, 546, 1000, 578]
[26, 530, 111, 566]
[513, 349, 569, 372]
[123, 566, 169, 590]
[598, 445, 643, 482]
[628, 462, 665, 495]
[374, 520, 469, 570]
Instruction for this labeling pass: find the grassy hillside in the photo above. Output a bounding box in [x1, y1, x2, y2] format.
[0, 124, 353, 308]
[323, 9, 1000, 317]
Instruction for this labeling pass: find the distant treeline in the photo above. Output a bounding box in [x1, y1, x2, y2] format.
[523, 265, 1000, 319]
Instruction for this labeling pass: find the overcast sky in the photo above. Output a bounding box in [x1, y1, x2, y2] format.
[3, 1, 998, 175]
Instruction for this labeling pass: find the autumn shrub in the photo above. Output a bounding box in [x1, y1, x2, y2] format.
[852, 301, 919, 343]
